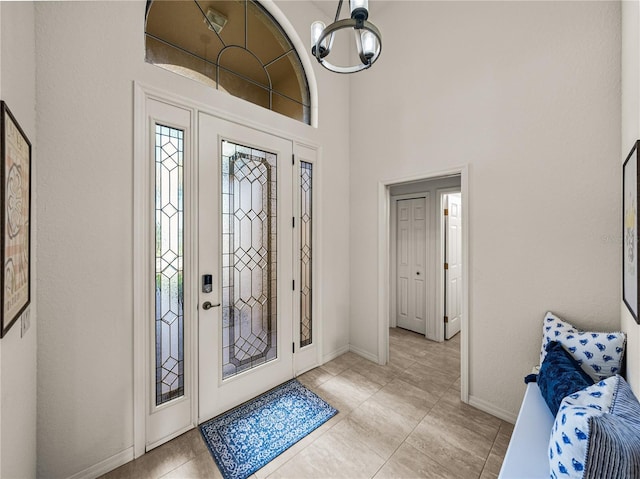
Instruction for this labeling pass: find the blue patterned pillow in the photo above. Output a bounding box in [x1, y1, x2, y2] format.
[549, 375, 640, 479]
[538, 341, 594, 416]
[540, 312, 626, 381]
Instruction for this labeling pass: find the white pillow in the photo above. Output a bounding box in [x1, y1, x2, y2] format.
[540, 312, 626, 382]
[549, 375, 640, 479]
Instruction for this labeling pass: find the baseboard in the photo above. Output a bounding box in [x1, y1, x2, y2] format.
[67, 447, 134, 479]
[349, 344, 378, 363]
[468, 394, 517, 424]
[323, 344, 349, 363]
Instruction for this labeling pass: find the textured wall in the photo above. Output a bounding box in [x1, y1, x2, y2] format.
[35, 1, 351, 477]
[0, 2, 37, 478]
[349, 0, 621, 420]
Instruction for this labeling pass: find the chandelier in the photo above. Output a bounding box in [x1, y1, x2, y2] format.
[310, 0, 382, 74]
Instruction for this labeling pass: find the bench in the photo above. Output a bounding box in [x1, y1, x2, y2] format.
[498, 383, 554, 479]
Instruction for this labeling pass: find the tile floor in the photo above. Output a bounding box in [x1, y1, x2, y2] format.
[102, 328, 513, 479]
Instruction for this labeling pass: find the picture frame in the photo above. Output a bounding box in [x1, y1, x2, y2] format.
[0, 102, 31, 337]
[623, 140, 640, 324]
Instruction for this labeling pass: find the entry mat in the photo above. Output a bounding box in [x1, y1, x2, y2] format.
[199, 379, 338, 479]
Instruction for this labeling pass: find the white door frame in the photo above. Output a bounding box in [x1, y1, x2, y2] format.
[293, 145, 323, 376]
[377, 166, 469, 403]
[133, 83, 323, 458]
[436, 187, 461, 343]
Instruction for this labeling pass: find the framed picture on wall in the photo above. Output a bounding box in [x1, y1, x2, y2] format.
[623, 140, 640, 324]
[0, 101, 31, 337]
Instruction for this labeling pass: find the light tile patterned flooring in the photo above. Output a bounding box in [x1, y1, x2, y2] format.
[103, 328, 513, 479]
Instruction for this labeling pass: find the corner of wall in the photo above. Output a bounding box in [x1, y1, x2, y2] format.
[621, 0, 640, 397]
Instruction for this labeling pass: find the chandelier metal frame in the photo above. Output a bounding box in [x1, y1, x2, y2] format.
[311, 0, 382, 74]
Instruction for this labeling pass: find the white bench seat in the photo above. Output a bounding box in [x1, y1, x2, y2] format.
[498, 383, 554, 479]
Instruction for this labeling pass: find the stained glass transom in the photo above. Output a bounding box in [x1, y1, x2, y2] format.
[155, 124, 185, 405]
[300, 161, 312, 348]
[145, 0, 311, 124]
[222, 140, 277, 379]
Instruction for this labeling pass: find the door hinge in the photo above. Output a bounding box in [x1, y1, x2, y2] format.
[444, 208, 449, 216]
[292, 342, 295, 353]
[444, 263, 449, 270]
[292, 153, 295, 165]
[292, 280, 295, 291]
[292, 216, 295, 228]
[444, 316, 449, 323]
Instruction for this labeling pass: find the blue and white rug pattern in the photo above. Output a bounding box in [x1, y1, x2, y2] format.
[199, 379, 338, 479]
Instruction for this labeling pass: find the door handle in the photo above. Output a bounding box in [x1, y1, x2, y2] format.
[202, 301, 220, 310]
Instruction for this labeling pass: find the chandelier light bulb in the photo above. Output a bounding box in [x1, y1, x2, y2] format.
[361, 30, 377, 60]
[311, 21, 326, 55]
[350, 0, 369, 21]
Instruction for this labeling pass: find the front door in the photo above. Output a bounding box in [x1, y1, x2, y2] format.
[198, 113, 294, 422]
[396, 197, 428, 335]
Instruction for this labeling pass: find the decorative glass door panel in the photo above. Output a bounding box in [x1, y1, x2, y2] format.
[198, 113, 293, 422]
[221, 140, 278, 379]
[299, 161, 312, 348]
[155, 124, 185, 406]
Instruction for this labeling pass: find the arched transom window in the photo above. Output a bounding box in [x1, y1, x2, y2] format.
[145, 1, 311, 124]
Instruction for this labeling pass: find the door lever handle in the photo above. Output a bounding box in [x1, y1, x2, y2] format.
[202, 301, 221, 310]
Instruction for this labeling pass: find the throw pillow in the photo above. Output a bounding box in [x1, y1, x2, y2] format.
[537, 341, 594, 416]
[540, 311, 626, 381]
[549, 375, 640, 479]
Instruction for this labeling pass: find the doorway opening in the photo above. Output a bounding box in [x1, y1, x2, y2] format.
[378, 169, 468, 402]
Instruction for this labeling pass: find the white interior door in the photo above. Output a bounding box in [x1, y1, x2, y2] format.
[445, 193, 461, 339]
[396, 197, 428, 335]
[198, 112, 294, 422]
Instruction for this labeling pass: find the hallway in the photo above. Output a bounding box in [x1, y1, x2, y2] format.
[103, 328, 512, 479]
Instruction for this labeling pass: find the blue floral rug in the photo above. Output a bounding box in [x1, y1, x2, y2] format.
[199, 379, 338, 479]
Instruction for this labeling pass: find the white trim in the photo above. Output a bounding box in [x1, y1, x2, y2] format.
[145, 424, 194, 453]
[314, 146, 324, 370]
[377, 182, 390, 366]
[349, 344, 378, 363]
[136, 82, 317, 158]
[323, 344, 350, 363]
[133, 83, 147, 459]
[378, 166, 470, 402]
[468, 395, 517, 424]
[460, 165, 470, 403]
[66, 447, 134, 479]
[189, 106, 200, 447]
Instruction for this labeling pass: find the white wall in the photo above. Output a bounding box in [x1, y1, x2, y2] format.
[0, 2, 38, 478]
[349, 1, 621, 419]
[35, 1, 350, 477]
[622, 0, 640, 393]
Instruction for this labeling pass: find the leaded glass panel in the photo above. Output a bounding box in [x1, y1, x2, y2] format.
[155, 124, 185, 406]
[145, 0, 311, 125]
[300, 161, 312, 348]
[222, 140, 278, 379]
